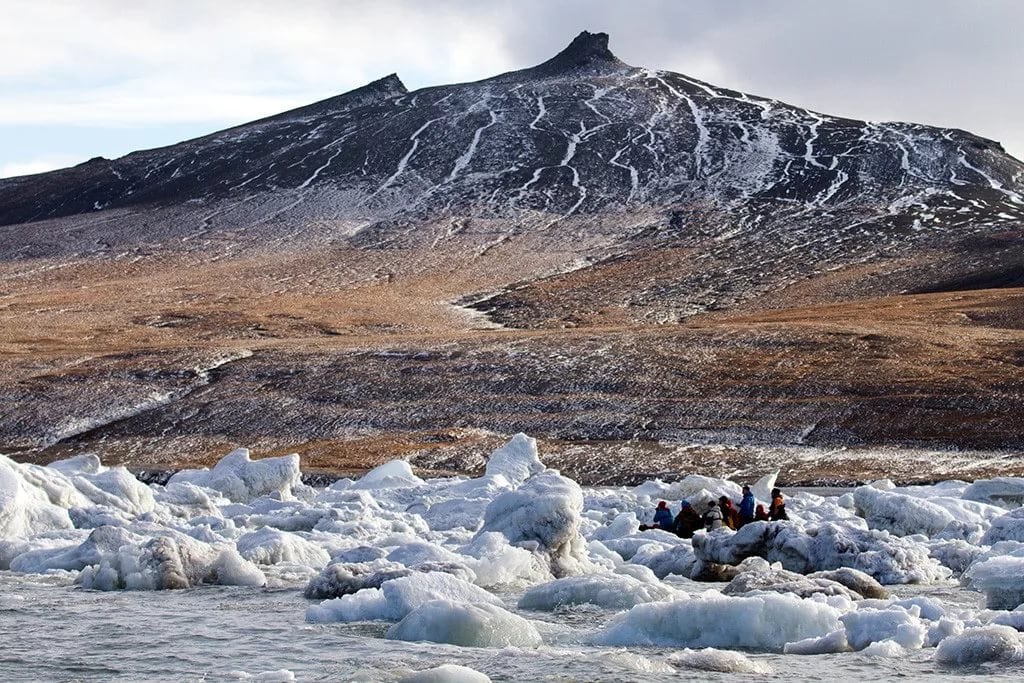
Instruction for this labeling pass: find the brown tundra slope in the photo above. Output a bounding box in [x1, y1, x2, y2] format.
[1, 32, 1023, 484]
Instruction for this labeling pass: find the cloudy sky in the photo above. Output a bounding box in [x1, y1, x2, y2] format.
[2, 0, 1022, 178]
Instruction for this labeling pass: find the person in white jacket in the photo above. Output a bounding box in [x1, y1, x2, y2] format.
[703, 501, 724, 531]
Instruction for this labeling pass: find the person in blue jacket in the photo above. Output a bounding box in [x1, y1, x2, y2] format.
[738, 485, 756, 528]
[652, 500, 674, 530]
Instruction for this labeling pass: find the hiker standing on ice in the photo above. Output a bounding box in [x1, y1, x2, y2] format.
[703, 501, 724, 530]
[738, 485, 756, 528]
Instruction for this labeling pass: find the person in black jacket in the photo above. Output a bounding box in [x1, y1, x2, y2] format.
[769, 488, 789, 521]
[672, 500, 703, 538]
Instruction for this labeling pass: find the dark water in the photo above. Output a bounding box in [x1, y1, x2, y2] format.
[3, 573, 1023, 682]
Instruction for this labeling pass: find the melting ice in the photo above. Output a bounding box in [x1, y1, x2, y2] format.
[5, 433, 1024, 679]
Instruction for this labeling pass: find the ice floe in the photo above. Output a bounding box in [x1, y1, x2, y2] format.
[398, 664, 491, 683]
[386, 600, 542, 647]
[3, 434, 1024, 672]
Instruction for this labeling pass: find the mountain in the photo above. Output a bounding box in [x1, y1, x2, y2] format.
[2, 32, 1023, 484]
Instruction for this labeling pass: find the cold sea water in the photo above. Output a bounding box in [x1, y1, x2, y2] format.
[2, 572, 1019, 682]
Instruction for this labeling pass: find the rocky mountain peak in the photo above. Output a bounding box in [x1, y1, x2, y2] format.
[1, 32, 1024, 464]
[527, 30, 626, 77]
[367, 73, 408, 97]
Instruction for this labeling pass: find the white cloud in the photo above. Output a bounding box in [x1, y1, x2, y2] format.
[0, 87, 312, 126]
[0, 156, 82, 179]
[0, 0, 1022, 161]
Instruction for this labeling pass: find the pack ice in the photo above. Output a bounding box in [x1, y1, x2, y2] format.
[4, 434, 1024, 666]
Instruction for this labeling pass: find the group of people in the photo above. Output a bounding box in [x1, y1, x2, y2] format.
[640, 486, 789, 538]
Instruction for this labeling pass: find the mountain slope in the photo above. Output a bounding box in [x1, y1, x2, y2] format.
[1, 32, 1023, 481]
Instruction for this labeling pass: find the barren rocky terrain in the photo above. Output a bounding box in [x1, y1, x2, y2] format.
[2, 32, 1022, 483]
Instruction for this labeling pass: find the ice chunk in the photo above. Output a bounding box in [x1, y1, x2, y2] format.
[156, 481, 228, 516]
[722, 564, 862, 600]
[668, 648, 772, 674]
[334, 545, 387, 564]
[213, 548, 268, 587]
[518, 573, 676, 611]
[963, 477, 1024, 508]
[600, 534, 677, 562]
[859, 640, 906, 657]
[17, 462, 90, 509]
[47, 453, 104, 476]
[633, 475, 741, 508]
[750, 472, 778, 507]
[590, 512, 642, 541]
[76, 534, 264, 590]
[963, 555, 1024, 609]
[303, 560, 476, 600]
[928, 539, 984, 576]
[783, 628, 851, 655]
[692, 520, 949, 584]
[628, 543, 697, 579]
[484, 433, 544, 486]
[809, 568, 889, 599]
[459, 531, 550, 587]
[419, 498, 487, 532]
[304, 562, 411, 599]
[591, 651, 674, 674]
[0, 455, 74, 538]
[386, 541, 464, 567]
[387, 599, 542, 648]
[305, 571, 501, 623]
[399, 664, 491, 683]
[353, 459, 424, 489]
[927, 617, 965, 647]
[992, 607, 1024, 632]
[597, 592, 841, 651]
[476, 470, 590, 577]
[886, 596, 944, 622]
[982, 507, 1024, 545]
[168, 448, 301, 503]
[840, 606, 928, 650]
[934, 625, 1024, 665]
[235, 527, 330, 568]
[852, 486, 985, 542]
[228, 669, 296, 682]
[0, 530, 86, 570]
[613, 562, 660, 583]
[9, 525, 139, 573]
[70, 467, 156, 516]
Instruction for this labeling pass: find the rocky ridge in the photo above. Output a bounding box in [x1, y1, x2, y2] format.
[1, 32, 1023, 480]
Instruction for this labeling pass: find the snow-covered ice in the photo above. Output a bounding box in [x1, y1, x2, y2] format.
[518, 573, 676, 611]
[597, 592, 842, 650]
[386, 600, 543, 647]
[3, 434, 1024, 678]
[398, 664, 491, 683]
[934, 625, 1024, 665]
[963, 555, 1024, 609]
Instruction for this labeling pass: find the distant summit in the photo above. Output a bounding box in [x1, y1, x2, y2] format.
[525, 30, 627, 77]
[2, 28, 1019, 233]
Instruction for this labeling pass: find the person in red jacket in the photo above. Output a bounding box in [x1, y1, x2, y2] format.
[754, 504, 770, 521]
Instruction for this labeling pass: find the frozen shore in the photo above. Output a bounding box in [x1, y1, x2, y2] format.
[5, 434, 1024, 678]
